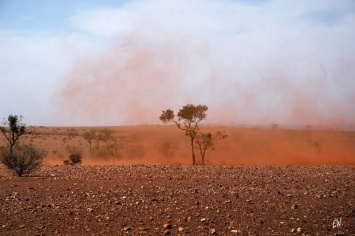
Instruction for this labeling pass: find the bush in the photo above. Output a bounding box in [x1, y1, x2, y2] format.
[69, 153, 82, 165]
[1, 144, 48, 176]
[64, 146, 82, 165]
[63, 153, 82, 165]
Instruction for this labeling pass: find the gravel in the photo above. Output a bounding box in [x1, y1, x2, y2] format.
[0, 165, 354, 235]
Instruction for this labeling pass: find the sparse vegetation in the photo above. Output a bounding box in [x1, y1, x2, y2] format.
[0, 114, 47, 176]
[64, 146, 82, 165]
[194, 131, 228, 165]
[83, 129, 120, 158]
[83, 129, 96, 151]
[67, 128, 79, 137]
[1, 144, 47, 176]
[160, 104, 208, 165]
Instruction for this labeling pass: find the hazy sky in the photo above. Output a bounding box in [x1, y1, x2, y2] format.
[1, 0, 355, 126]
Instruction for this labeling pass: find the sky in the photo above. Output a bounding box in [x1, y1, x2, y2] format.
[0, 0, 355, 127]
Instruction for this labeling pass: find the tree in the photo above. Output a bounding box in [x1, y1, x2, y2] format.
[98, 129, 114, 149]
[195, 131, 228, 165]
[160, 104, 208, 165]
[0, 114, 46, 176]
[0, 114, 26, 154]
[1, 144, 47, 176]
[83, 129, 96, 151]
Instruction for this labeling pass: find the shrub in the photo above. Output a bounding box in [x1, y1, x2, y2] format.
[1, 144, 48, 176]
[69, 153, 82, 165]
[64, 146, 82, 165]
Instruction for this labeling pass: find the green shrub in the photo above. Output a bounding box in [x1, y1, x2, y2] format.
[1, 144, 48, 176]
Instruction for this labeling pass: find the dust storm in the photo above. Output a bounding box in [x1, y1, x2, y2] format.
[51, 33, 355, 165]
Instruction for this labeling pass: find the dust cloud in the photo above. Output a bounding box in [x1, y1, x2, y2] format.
[54, 30, 355, 128]
[51, 30, 355, 166]
[39, 126, 355, 166]
[55, 37, 201, 125]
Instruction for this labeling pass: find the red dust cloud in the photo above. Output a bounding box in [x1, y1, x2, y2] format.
[36, 126, 355, 166]
[54, 34, 355, 128]
[52, 35, 355, 165]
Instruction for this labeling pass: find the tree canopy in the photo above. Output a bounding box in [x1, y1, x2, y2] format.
[0, 114, 26, 154]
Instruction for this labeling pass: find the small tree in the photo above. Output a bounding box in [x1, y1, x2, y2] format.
[83, 129, 96, 151]
[1, 144, 47, 176]
[85, 129, 119, 158]
[98, 129, 114, 149]
[0, 114, 26, 154]
[160, 104, 208, 165]
[195, 131, 228, 165]
[0, 114, 46, 176]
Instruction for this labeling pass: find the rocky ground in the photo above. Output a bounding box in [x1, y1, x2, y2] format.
[0, 165, 354, 236]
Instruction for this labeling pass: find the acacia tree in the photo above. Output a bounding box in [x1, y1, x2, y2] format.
[84, 129, 119, 157]
[83, 129, 96, 151]
[0, 114, 26, 154]
[195, 131, 228, 165]
[160, 104, 208, 165]
[98, 129, 114, 149]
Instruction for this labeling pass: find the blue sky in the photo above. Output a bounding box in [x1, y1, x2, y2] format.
[0, 1, 130, 30]
[0, 0, 355, 126]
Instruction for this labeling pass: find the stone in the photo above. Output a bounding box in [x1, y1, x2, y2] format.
[210, 228, 217, 234]
[231, 229, 241, 234]
[163, 223, 171, 229]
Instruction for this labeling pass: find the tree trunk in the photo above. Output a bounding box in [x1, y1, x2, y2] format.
[190, 137, 196, 165]
[9, 143, 15, 155]
[202, 149, 206, 165]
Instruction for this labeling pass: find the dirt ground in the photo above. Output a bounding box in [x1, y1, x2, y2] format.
[0, 165, 354, 235]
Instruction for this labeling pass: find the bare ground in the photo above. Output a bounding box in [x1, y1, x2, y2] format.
[0, 165, 354, 236]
